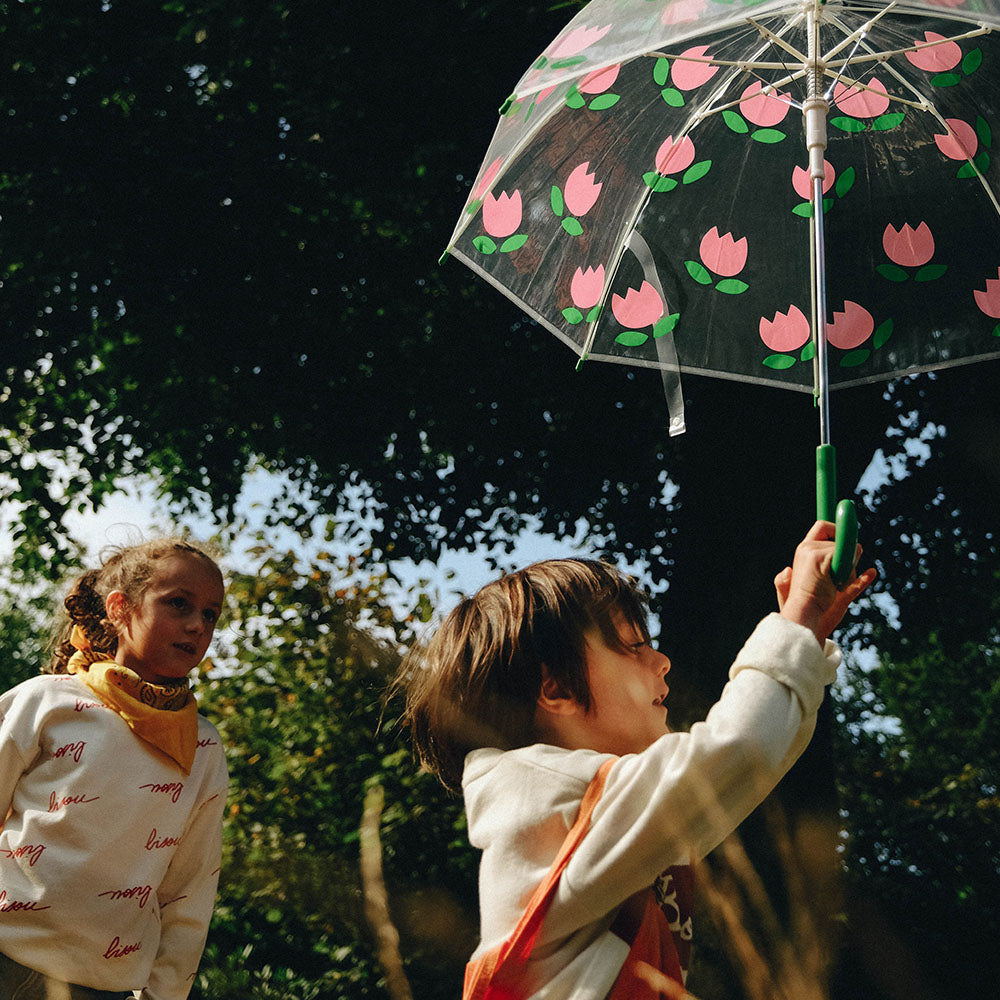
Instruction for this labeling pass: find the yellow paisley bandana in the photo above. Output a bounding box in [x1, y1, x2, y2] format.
[66, 625, 199, 774]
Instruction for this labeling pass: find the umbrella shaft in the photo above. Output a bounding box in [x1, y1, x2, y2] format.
[812, 174, 831, 447]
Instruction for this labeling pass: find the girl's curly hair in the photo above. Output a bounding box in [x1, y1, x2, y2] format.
[47, 537, 222, 674]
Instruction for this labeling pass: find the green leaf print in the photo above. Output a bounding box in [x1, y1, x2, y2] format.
[840, 348, 871, 367]
[499, 234, 527, 253]
[653, 313, 680, 338]
[800, 341, 816, 362]
[931, 72, 961, 88]
[715, 278, 749, 295]
[871, 112, 906, 131]
[751, 128, 785, 144]
[963, 47, 983, 75]
[915, 264, 947, 282]
[589, 94, 621, 111]
[473, 236, 498, 255]
[830, 116, 866, 133]
[616, 330, 649, 347]
[976, 116, 992, 149]
[835, 166, 856, 198]
[550, 185, 565, 217]
[653, 58, 670, 87]
[723, 110, 749, 134]
[682, 160, 711, 184]
[877, 263, 909, 283]
[873, 319, 894, 349]
[763, 354, 796, 370]
[661, 88, 684, 108]
[685, 260, 713, 285]
[643, 171, 678, 193]
[562, 307, 584, 325]
[561, 217, 584, 236]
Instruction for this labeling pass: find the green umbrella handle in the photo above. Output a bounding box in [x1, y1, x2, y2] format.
[816, 444, 859, 588]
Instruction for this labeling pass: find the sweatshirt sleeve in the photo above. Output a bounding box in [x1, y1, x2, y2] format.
[551, 613, 839, 937]
[137, 756, 228, 1000]
[0, 688, 39, 820]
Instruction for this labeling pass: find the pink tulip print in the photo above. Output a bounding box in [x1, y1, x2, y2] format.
[739, 82, 792, 127]
[483, 191, 522, 239]
[473, 190, 527, 255]
[660, 0, 707, 26]
[830, 77, 904, 134]
[548, 24, 612, 61]
[655, 136, 696, 175]
[671, 45, 720, 91]
[878, 222, 947, 283]
[686, 227, 749, 294]
[612, 281, 664, 329]
[578, 64, 620, 95]
[792, 161, 835, 200]
[826, 301, 875, 350]
[905, 31, 963, 72]
[643, 135, 709, 193]
[699, 228, 747, 277]
[973, 267, 1000, 319]
[833, 78, 890, 118]
[563, 265, 607, 326]
[760, 306, 811, 355]
[551, 163, 602, 236]
[564, 163, 602, 216]
[571, 265, 605, 310]
[610, 281, 679, 348]
[934, 118, 978, 160]
[470, 157, 504, 205]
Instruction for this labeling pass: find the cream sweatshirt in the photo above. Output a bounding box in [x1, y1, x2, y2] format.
[0, 673, 228, 1000]
[462, 613, 841, 1000]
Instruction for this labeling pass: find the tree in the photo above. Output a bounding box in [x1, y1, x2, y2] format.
[193, 536, 475, 999]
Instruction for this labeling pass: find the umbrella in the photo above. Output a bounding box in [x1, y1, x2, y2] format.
[442, 0, 1000, 583]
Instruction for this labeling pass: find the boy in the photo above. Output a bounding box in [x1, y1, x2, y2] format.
[401, 522, 875, 999]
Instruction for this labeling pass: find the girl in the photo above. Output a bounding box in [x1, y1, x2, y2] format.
[0, 538, 229, 1000]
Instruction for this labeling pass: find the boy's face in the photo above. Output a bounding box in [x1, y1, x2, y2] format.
[579, 616, 672, 756]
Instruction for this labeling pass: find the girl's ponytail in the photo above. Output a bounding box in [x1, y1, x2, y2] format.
[47, 569, 119, 674]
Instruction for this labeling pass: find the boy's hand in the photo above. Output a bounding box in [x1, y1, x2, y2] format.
[773, 520, 877, 644]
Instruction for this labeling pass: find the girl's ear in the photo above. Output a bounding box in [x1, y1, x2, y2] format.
[536, 666, 582, 717]
[105, 591, 129, 628]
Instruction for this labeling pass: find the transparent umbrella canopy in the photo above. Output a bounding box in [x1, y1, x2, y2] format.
[443, 0, 1000, 582]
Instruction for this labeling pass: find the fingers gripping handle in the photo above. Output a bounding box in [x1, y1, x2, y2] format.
[817, 444, 859, 587]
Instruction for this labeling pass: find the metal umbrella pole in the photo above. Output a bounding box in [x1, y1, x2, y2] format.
[804, 0, 858, 585]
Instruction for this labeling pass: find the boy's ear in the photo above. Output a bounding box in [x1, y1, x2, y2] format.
[536, 666, 582, 717]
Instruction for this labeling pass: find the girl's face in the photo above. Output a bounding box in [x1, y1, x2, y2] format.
[108, 552, 224, 685]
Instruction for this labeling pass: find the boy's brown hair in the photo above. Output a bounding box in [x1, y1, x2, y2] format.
[397, 558, 650, 793]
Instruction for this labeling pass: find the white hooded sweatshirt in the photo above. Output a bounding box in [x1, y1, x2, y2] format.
[462, 613, 840, 1000]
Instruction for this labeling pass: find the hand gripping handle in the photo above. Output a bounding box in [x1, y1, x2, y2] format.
[817, 445, 858, 588]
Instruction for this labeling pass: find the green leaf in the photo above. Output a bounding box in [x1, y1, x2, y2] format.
[963, 47, 983, 75]
[931, 72, 961, 88]
[836, 165, 856, 198]
[957, 161, 978, 179]
[685, 260, 713, 285]
[653, 58, 670, 86]
[993, 323, 1000, 337]
[643, 171, 678, 193]
[800, 341, 816, 362]
[499, 233, 527, 253]
[473, 235, 497, 254]
[915, 263, 947, 282]
[974, 151, 991, 173]
[715, 278, 749, 295]
[682, 160, 711, 185]
[566, 90, 586, 110]
[551, 56, 586, 69]
[792, 202, 813, 218]
[585, 305, 603, 323]
[661, 88, 684, 107]
[550, 185, 565, 217]
[751, 128, 786, 144]
[763, 354, 796, 370]
[562, 307, 584, 325]
[871, 112, 906, 131]
[876, 263, 909, 283]
[830, 116, 866, 133]
[653, 313, 680, 337]
[615, 330, 649, 347]
[589, 94, 620, 111]
[976, 115, 992, 149]
[723, 109, 749, 134]
[873, 318, 894, 349]
[465, 198, 483, 217]
[561, 217, 584, 236]
[840, 347, 871, 367]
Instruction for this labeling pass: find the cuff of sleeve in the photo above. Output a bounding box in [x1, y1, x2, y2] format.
[729, 613, 841, 716]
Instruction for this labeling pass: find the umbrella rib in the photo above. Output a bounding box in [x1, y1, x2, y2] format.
[822, 27, 991, 71]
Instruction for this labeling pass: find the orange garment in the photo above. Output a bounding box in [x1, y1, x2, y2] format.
[463, 760, 693, 1000]
[66, 625, 199, 773]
